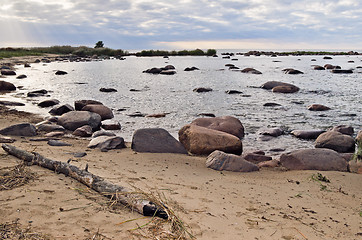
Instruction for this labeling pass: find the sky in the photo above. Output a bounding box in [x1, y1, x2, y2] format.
[0, 0, 361, 50]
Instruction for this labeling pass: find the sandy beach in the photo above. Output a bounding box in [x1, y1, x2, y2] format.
[0, 103, 361, 240]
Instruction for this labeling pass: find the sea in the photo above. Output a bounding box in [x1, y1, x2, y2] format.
[1, 50, 361, 155]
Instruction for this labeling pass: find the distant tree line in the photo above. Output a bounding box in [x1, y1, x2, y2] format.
[0, 46, 217, 59]
[0, 46, 128, 59]
[135, 49, 217, 57]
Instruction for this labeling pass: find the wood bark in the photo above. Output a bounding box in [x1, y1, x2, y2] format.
[2, 144, 168, 219]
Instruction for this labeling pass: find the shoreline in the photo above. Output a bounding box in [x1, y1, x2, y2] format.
[0, 101, 361, 240]
[1, 56, 361, 239]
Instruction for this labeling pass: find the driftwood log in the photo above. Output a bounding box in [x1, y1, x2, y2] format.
[2, 144, 168, 219]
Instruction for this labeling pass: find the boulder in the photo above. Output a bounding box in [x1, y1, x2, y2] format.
[225, 90, 243, 94]
[37, 124, 65, 133]
[284, 69, 304, 74]
[88, 136, 126, 151]
[0, 123, 37, 137]
[280, 148, 348, 171]
[190, 116, 245, 139]
[160, 70, 176, 75]
[55, 70, 68, 75]
[307, 104, 330, 111]
[264, 103, 282, 108]
[258, 127, 283, 137]
[57, 111, 102, 131]
[73, 125, 93, 137]
[38, 99, 60, 108]
[27, 89, 48, 97]
[1, 70, 16, 75]
[291, 130, 325, 139]
[49, 104, 75, 116]
[132, 128, 188, 154]
[16, 74, 27, 79]
[313, 66, 325, 70]
[329, 125, 354, 136]
[99, 87, 117, 92]
[261, 81, 299, 92]
[324, 64, 341, 69]
[143, 67, 162, 74]
[331, 69, 353, 74]
[92, 130, 116, 138]
[24, 63, 31, 68]
[81, 104, 114, 120]
[74, 100, 103, 111]
[193, 87, 212, 93]
[315, 131, 355, 153]
[206, 150, 259, 172]
[101, 120, 121, 130]
[184, 67, 199, 71]
[241, 68, 262, 74]
[272, 85, 299, 93]
[178, 124, 242, 155]
[0, 81, 16, 91]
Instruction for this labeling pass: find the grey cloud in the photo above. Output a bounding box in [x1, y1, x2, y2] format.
[0, 0, 361, 49]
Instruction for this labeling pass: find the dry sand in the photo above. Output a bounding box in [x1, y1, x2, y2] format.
[0, 105, 361, 240]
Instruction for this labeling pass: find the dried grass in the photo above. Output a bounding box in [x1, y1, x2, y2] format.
[116, 187, 195, 240]
[0, 219, 50, 240]
[0, 163, 37, 191]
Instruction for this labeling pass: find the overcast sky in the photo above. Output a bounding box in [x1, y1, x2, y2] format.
[0, 0, 361, 50]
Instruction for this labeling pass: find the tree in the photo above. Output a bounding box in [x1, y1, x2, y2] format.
[94, 41, 104, 48]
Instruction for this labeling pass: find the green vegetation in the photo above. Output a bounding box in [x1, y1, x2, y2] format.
[352, 137, 362, 162]
[0, 46, 217, 59]
[0, 46, 128, 59]
[135, 48, 217, 57]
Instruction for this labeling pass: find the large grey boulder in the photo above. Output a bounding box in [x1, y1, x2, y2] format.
[179, 124, 242, 155]
[57, 111, 101, 131]
[315, 131, 355, 153]
[280, 148, 348, 171]
[206, 150, 259, 172]
[131, 128, 187, 154]
[88, 136, 126, 151]
[0, 123, 37, 137]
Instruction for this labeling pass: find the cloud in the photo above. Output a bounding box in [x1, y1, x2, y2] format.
[0, 0, 361, 50]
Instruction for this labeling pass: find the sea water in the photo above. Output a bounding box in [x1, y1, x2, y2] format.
[3, 53, 361, 154]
